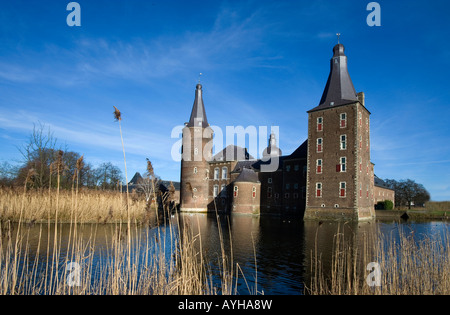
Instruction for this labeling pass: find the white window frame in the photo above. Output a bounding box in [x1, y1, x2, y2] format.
[316, 182, 323, 198]
[222, 167, 228, 180]
[213, 185, 219, 198]
[317, 117, 323, 132]
[340, 157, 347, 173]
[221, 184, 227, 197]
[214, 168, 220, 180]
[317, 138, 323, 153]
[340, 134, 347, 150]
[339, 182, 347, 198]
[340, 113, 347, 128]
[316, 159, 323, 174]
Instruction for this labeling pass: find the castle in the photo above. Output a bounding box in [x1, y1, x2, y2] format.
[179, 43, 394, 221]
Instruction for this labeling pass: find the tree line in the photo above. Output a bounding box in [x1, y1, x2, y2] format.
[0, 123, 124, 190]
[384, 178, 431, 209]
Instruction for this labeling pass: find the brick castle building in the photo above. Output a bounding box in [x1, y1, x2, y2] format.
[179, 43, 394, 221]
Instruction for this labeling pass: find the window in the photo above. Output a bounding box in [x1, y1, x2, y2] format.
[337, 157, 346, 173]
[293, 193, 299, 199]
[193, 167, 198, 174]
[359, 112, 362, 127]
[252, 187, 257, 198]
[221, 184, 227, 197]
[294, 183, 299, 190]
[316, 159, 323, 174]
[317, 117, 323, 132]
[286, 183, 290, 190]
[317, 138, 323, 153]
[340, 135, 347, 150]
[194, 147, 199, 156]
[213, 185, 219, 198]
[359, 184, 362, 197]
[233, 186, 238, 197]
[359, 157, 362, 172]
[340, 113, 347, 128]
[360, 135, 362, 149]
[285, 193, 290, 199]
[286, 165, 291, 172]
[268, 177, 272, 184]
[294, 165, 299, 171]
[340, 182, 346, 198]
[316, 183, 322, 198]
[222, 167, 228, 180]
[267, 187, 272, 198]
[214, 168, 219, 180]
[366, 185, 369, 198]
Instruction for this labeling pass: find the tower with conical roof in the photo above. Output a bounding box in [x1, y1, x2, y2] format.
[180, 83, 214, 212]
[304, 43, 375, 221]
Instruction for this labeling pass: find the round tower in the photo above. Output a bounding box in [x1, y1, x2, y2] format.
[232, 168, 261, 215]
[180, 84, 213, 212]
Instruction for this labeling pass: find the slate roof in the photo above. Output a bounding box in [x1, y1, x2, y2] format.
[187, 84, 209, 128]
[234, 168, 259, 183]
[308, 44, 359, 113]
[374, 175, 393, 190]
[212, 145, 254, 162]
[288, 140, 308, 159]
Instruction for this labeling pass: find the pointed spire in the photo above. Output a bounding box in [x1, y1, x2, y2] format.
[187, 83, 209, 128]
[309, 43, 358, 112]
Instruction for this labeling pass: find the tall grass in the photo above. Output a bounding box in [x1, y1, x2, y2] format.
[0, 206, 240, 295]
[0, 188, 148, 224]
[307, 225, 450, 295]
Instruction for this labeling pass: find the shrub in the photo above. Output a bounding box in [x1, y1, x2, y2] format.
[384, 200, 394, 210]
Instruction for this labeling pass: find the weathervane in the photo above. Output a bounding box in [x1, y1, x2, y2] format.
[336, 33, 341, 44]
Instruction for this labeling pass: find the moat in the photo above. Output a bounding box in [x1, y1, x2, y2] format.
[3, 213, 449, 295]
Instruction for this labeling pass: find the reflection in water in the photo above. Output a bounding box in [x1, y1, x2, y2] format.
[1, 215, 449, 295]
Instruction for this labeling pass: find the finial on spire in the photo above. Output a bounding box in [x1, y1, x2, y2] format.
[198, 73, 203, 84]
[336, 33, 341, 44]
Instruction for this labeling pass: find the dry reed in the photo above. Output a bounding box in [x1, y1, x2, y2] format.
[307, 225, 450, 295]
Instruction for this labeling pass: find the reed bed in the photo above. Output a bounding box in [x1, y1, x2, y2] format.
[0, 214, 238, 295]
[0, 184, 245, 295]
[0, 187, 148, 224]
[308, 225, 450, 295]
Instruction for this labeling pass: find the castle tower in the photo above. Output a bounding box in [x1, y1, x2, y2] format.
[180, 83, 213, 212]
[232, 168, 261, 215]
[304, 43, 375, 221]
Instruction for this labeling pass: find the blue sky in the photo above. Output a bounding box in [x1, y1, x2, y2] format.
[0, 0, 449, 200]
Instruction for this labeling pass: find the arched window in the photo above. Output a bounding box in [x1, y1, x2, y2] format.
[214, 168, 220, 180]
[233, 186, 238, 197]
[222, 167, 228, 180]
